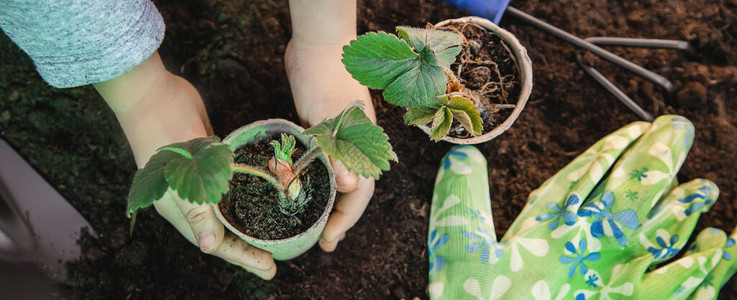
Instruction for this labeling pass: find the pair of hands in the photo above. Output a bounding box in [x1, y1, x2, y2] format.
[95, 0, 369, 280]
[96, 0, 372, 281]
[142, 39, 373, 280]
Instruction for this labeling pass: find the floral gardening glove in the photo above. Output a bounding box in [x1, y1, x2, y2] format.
[428, 115, 737, 299]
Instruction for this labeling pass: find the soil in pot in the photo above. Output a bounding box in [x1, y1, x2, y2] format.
[434, 21, 521, 139]
[218, 138, 330, 240]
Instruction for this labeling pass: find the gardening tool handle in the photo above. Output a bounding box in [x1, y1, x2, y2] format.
[585, 37, 696, 56]
[504, 7, 675, 95]
[0, 144, 36, 258]
[0, 138, 95, 280]
[574, 53, 654, 122]
[442, 0, 511, 24]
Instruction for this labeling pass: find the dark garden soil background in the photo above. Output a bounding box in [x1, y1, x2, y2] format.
[1, 0, 736, 298]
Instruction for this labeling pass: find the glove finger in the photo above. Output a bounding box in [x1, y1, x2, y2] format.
[565, 180, 716, 299]
[636, 225, 728, 299]
[631, 179, 718, 263]
[509, 121, 650, 237]
[576, 115, 694, 248]
[429, 145, 502, 299]
[686, 226, 737, 299]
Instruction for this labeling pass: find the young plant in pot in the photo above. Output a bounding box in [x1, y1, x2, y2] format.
[126, 101, 396, 260]
[342, 16, 532, 144]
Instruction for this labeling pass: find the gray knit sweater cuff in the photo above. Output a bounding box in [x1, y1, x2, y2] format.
[0, 0, 165, 88]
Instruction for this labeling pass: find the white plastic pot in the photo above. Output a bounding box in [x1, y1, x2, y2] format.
[212, 119, 336, 260]
[418, 16, 533, 144]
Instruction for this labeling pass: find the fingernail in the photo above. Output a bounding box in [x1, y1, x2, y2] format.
[199, 233, 216, 252]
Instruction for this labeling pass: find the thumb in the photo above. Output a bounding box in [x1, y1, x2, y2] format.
[330, 158, 358, 193]
[428, 146, 500, 300]
[431, 145, 495, 237]
[176, 199, 225, 253]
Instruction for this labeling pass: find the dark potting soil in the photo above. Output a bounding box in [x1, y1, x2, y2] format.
[438, 21, 519, 138]
[219, 138, 330, 240]
[0, 0, 735, 299]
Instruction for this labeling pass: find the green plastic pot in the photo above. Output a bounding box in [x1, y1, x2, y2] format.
[212, 119, 336, 260]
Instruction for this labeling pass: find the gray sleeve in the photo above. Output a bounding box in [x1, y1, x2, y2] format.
[0, 0, 165, 88]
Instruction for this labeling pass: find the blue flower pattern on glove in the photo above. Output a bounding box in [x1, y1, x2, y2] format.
[428, 229, 449, 272]
[586, 274, 599, 288]
[725, 238, 736, 261]
[671, 116, 694, 148]
[465, 208, 486, 222]
[536, 194, 580, 230]
[578, 191, 639, 246]
[678, 185, 714, 216]
[442, 145, 470, 170]
[463, 228, 504, 264]
[648, 234, 680, 260]
[560, 239, 600, 278]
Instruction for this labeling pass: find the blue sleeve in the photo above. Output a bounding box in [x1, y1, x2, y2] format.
[0, 0, 165, 88]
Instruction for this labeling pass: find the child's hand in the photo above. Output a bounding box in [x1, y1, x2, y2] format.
[285, 36, 377, 252]
[152, 186, 277, 280]
[96, 52, 276, 279]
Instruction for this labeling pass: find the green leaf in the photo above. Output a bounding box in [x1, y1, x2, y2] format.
[404, 106, 440, 126]
[342, 28, 464, 108]
[382, 56, 447, 107]
[303, 100, 362, 137]
[163, 137, 235, 205]
[449, 108, 473, 135]
[305, 101, 397, 178]
[430, 107, 453, 141]
[126, 150, 181, 217]
[445, 97, 483, 135]
[396, 26, 464, 69]
[341, 32, 419, 90]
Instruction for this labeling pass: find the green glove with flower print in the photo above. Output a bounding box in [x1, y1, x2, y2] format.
[428, 115, 737, 299]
